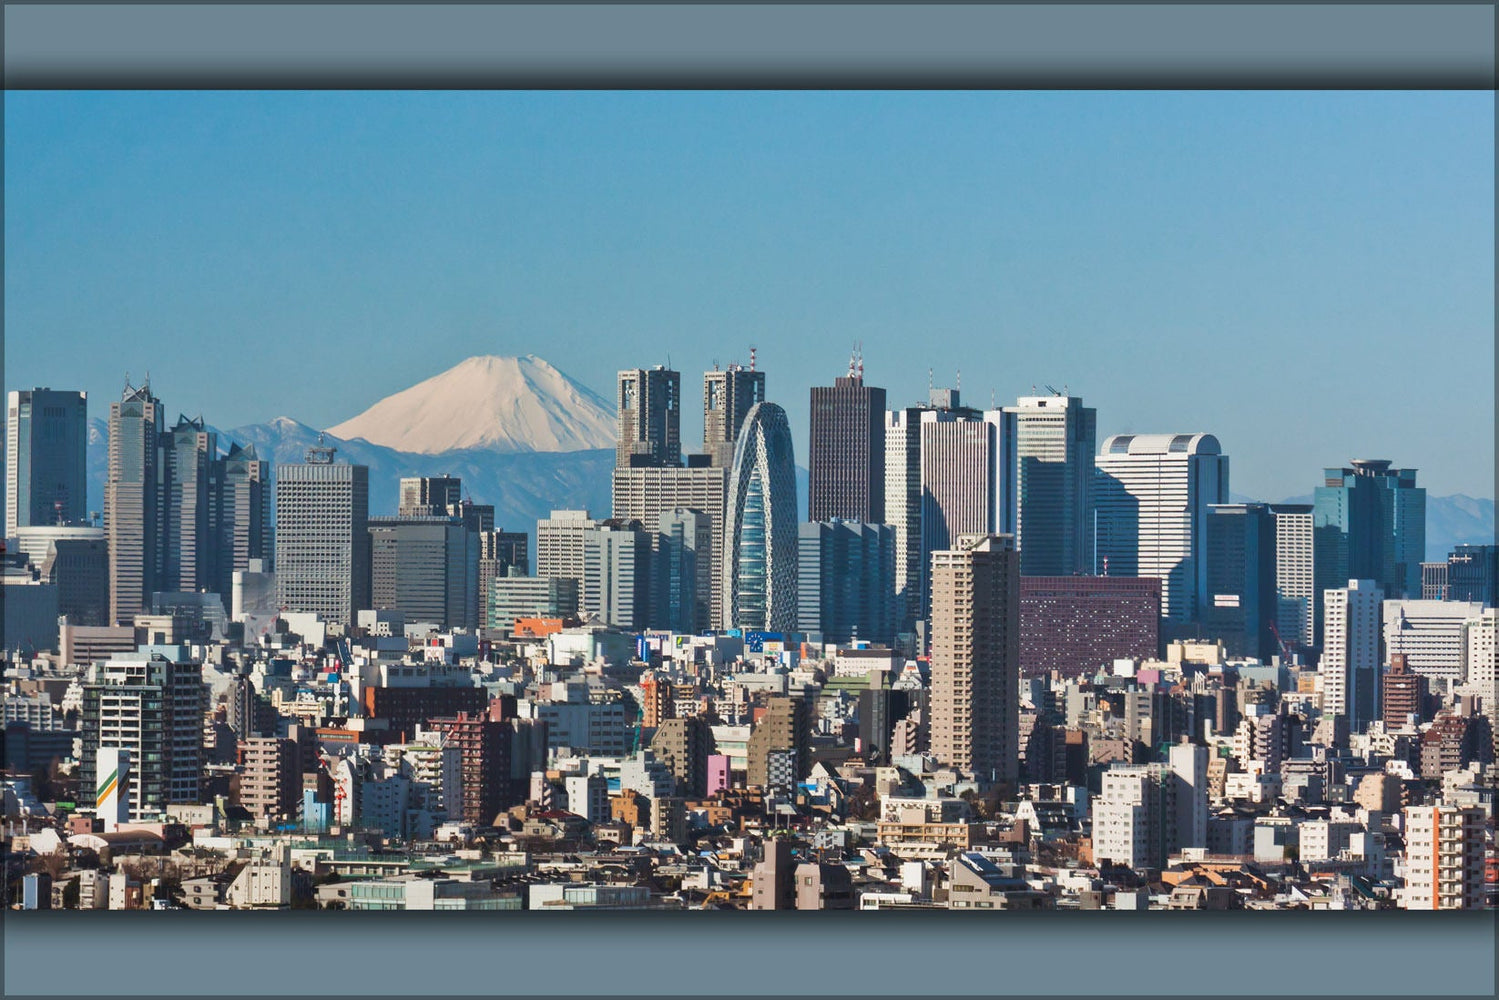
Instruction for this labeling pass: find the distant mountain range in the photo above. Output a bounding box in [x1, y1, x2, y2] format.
[79, 354, 1490, 562]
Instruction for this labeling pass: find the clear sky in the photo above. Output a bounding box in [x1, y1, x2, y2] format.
[5, 91, 1493, 500]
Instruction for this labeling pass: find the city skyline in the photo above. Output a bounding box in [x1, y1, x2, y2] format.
[5, 91, 1494, 502]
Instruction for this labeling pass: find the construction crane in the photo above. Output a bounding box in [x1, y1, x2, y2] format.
[1267, 621, 1296, 663]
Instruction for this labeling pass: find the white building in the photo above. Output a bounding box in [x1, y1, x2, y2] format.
[274, 456, 370, 625]
[1270, 504, 1316, 652]
[1006, 395, 1097, 578]
[1401, 805, 1486, 909]
[1383, 599, 1487, 688]
[1095, 433, 1229, 623]
[1321, 580, 1384, 731]
[535, 510, 598, 584]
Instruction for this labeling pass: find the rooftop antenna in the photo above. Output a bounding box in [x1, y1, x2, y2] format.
[749, 345, 757, 371]
[857, 341, 864, 379]
[928, 368, 934, 392]
[306, 432, 338, 465]
[847, 344, 859, 379]
[956, 370, 962, 392]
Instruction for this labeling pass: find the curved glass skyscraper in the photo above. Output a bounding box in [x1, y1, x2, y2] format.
[723, 402, 798, 631]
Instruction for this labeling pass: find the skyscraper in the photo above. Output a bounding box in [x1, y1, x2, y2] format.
[808, 354, 886, 523]
[797, 519, 896, 645]
[883, 388, 981, 635]
[613, 467, 729, 626]
[654, 508, 712, 633]
[702, 364, 765, 469]
[1018, 575, 1161, 679]
[1321, 579, 1384, 732]
[722, 402, 799, 632]
[369, 514, 477, 630]
[581, 518, 651, 629]
[1095, 433, 1229, 625]
[1007, 394, 1096, 577]
[274, 441, 370, 624]
[398, 476, 462, 516]
[536, 509, 599, 585]
[6, 388, 88, 537]
[477, 528, 529, 629]
[928, 534, 1020, 783]
[1202, 503, 1277, 661]
[211, 442, 271, 604]
[106, 381, 164, 624]
[1314, 460, 1426, 610]
[1444, 544, 1497, 607]
[160, 414, 217, 595]
[616, 366, 681, 469]
[1269, 503, 1316, 655]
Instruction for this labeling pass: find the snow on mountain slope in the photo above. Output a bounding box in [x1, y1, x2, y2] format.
[327, 354, 615, 455]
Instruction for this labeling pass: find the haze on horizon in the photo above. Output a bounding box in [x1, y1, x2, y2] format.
[5, 91, 1493, 501]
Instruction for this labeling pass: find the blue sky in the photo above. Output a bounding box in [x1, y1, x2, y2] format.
[5, 91, 1493, 500]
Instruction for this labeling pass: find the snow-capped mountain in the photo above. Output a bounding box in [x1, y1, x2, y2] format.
[327, 354, 615, 455]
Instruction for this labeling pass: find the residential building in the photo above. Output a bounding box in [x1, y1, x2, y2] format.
[274, 443, 370, 624]
[1007, 393, 1096, 577]
[1095, 432, 1229, 625]
[797, 519, 896, 645]
[79, 651, 206, 821]
[1270, 503, 1316, 654]
[1402, 805, 1485, 909]
[1321, 580, 1384, 731]
[6, 388, 88, 538]
[239, 737, 300, 823]
[746, 696, 810, 789]
[722, 402, 798, 632]
[1381, 655, 1426, 730]
[928, 534, 1020, 783]
[649, 715, 716, 797]
[1018, 576, 1160, 678]
[430, 709, 511, 827]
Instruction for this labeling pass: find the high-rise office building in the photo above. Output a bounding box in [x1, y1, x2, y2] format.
[13, 526, 110, 627]
[702, 364, 765, 469]
[614, 468, 729, 627]
[1007, 394, 1096, 577]
[6, 388, 88, 538]
[581, 519, 651, 629]
[616, 366, 681, 469]
[917, 410, 1016, 625]
[808, 355, 886, 523]
[274, 442, 370, 624]
[1422, 562, 1450, 601]
[654, 508, 712, 633]
[487, 575, 579, 630]
[1321, 579, 1384, 732]
[1202, 503, 1278, 661]
[722, 402, 798, 632]
[1314, 461, 1425, 614]
[369, 515, 477, 630]
[398, 476, 463, 516]
[477, 529, 528, 629]
[160, 415, 217, 594]
[1444, 544, 1497, 607]
[797, 519, 895, 645]
[1269, 503, 1316, 655]
[928, 534, 1020, 783]
[211, 442, 271, 605]
[535, 510, 599, 585]
[106, 381, 164, 624]
[883, 388, 982, 635]
[79, 651, 205, 821]
[1095, 433, 1229, 625]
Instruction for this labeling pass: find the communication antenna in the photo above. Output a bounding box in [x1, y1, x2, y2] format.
[847, 344, 859, 379]
[956, 370, 962, 392]
[306, 432, 337, 465]
[749, 345, 758, 371]
[928, 368, 934, 392]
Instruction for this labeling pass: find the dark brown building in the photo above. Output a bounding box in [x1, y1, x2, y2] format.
[1019, 576, 1161, 678]
[808, 369, 886, 523]
[430, 706, 512, 827]
[1381, 654, 1426, 730]
[363, 685, 488, 743]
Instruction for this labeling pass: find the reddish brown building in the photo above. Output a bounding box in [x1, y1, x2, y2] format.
[430, 705, 512, 827]
[363, 685, 487, 743]
[1019, 576, 1161, 678]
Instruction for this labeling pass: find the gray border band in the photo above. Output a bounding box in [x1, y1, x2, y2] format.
[3, 3, 1496, 88]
